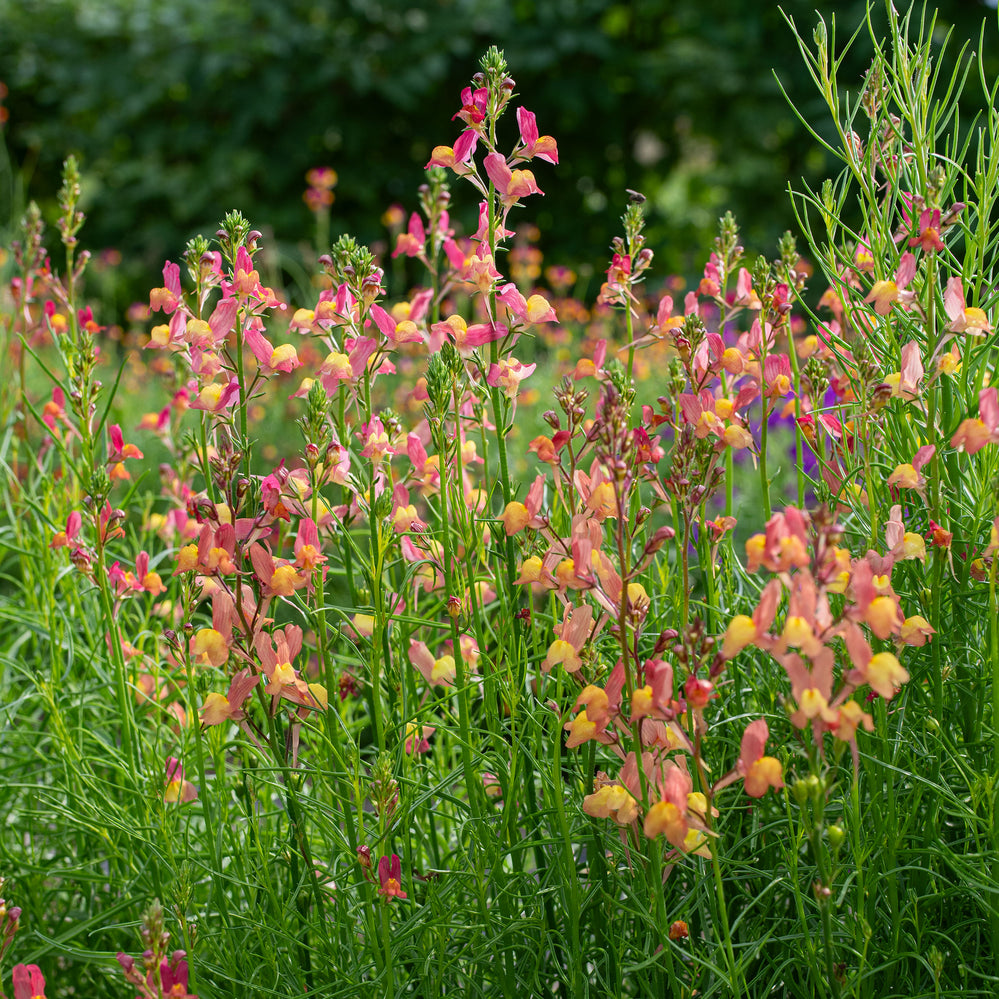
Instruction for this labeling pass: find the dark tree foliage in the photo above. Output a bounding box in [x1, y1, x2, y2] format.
[1, 0, 995, 299]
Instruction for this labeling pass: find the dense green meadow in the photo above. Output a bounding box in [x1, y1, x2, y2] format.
[2, 4, 999, 997]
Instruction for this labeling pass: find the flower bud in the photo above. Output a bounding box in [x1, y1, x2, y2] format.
[792, 779, 810, 806]
[827, 825, 845, 851]
[357, 845, 372, 875]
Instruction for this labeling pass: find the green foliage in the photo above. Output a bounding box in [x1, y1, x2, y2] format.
[2, 0, 996, 303]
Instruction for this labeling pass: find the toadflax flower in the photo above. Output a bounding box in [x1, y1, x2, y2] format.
[164, 757, 197, 803]
[12, 964, 47, 999]
[377, 854, 407, 901]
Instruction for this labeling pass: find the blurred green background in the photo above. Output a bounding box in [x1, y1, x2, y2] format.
[1, 0, 996, 305]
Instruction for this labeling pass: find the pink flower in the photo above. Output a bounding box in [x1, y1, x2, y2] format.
[944, 276, 993, 335]
[157, 954, 194, 997]
[908, 208, 945, 252]
[293, 518, 326, 573]
[12, 965, 46, 999]
[50, 510, 82, 549]
[314, 337, 377, 393]
[377, 854, 407, 901]
[117, 952, 195, 998]
[487, 357, 536, 399]
[515, 107, 559, 164]
[404, 723, 435, 754]
[951, 387, 999, 454]
[148, 260, 182, 314]
[190, 376, 241, 413]
[483, 152, 543, 202]
[499, 470, 544, 530]
[409, 640, 456, 687]
[249, 544, 308, 597]
[542, 602, 595, 673]
[369, 304, 424, 346]
[459, 246, 503, 293]
[735, 719, 784, 797]
[243, 323, 300, 374]
[164, 757, 197, 803]
[863, 252, 916, 316]
[427, 315, 505, 355]
[41, 386, 67, 431]
[425, 129, 478, 175]
[392, 212, 426, 258]
[359, 417, 399, 464]
[451, 86, 488, 126]
[496, 282, 557, 324]
[884, 339, 923, 401]
[200, 669, 259, 726]
[107, 424, 144, 464]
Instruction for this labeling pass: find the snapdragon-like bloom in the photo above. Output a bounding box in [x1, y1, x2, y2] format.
[409, 640, 457, 687]
[582, 780, 638, 825]
[542, 602, 594, 673]
[427, 314, 505, 355]
[391, 212, 426, 258]
[909, 208, 945, 252]
[451, 86, 488, 126]
[201, 669, 259, 726]
[164, 757, 197, 803]
[487, 357, 536, 399]
[863, 251, 916, 315]
[944, 276, 993, 335]
[425, 128, 478, 175]
[483, 151, 544, 203]
[735, 719, 784, 797]
[951, 387, 999, 455]
[515, 106, 559, 164]
[12, 964, 47, 999]
[377, 854, 407, 901]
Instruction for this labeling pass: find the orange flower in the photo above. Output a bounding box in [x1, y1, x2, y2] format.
[582, 783, 639, 825]
[735, 719, 784, 798]
[200, 669, 259, 727]
[542, 602, 594, 673]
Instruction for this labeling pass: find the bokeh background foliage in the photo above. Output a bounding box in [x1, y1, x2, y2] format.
[2, 0, 996, 298]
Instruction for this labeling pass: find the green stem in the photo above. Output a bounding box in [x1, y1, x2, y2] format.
[182, 632, 228, 928]
[990, 549, 999, 765]
[380, 903, 395, 996]
[94, 537, 138, 776]
[690, 721, 744, 996]
[787, 328, 806, 508]
[808, 823, 842, 999]
[759, 398, 772, 521]
[433, 412, 480, 821]
[363, 371, 386, 753]
[234, 314, 249, 481]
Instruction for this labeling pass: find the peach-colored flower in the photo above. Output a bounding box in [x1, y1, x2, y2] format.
[483, 151, 544, 203]
[409, 641, 456, 687]
[944, 276, 992, 335]
[735, 719, 784, 797]
[201, 669, 259, 726]
[542, 602, 594, 673]
[951, 387, 999, 454]
[164, 757, 197, 803]
[582, 781, 638, 825]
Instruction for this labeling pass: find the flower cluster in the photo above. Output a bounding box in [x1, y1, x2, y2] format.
[724, 505, 924, 766]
